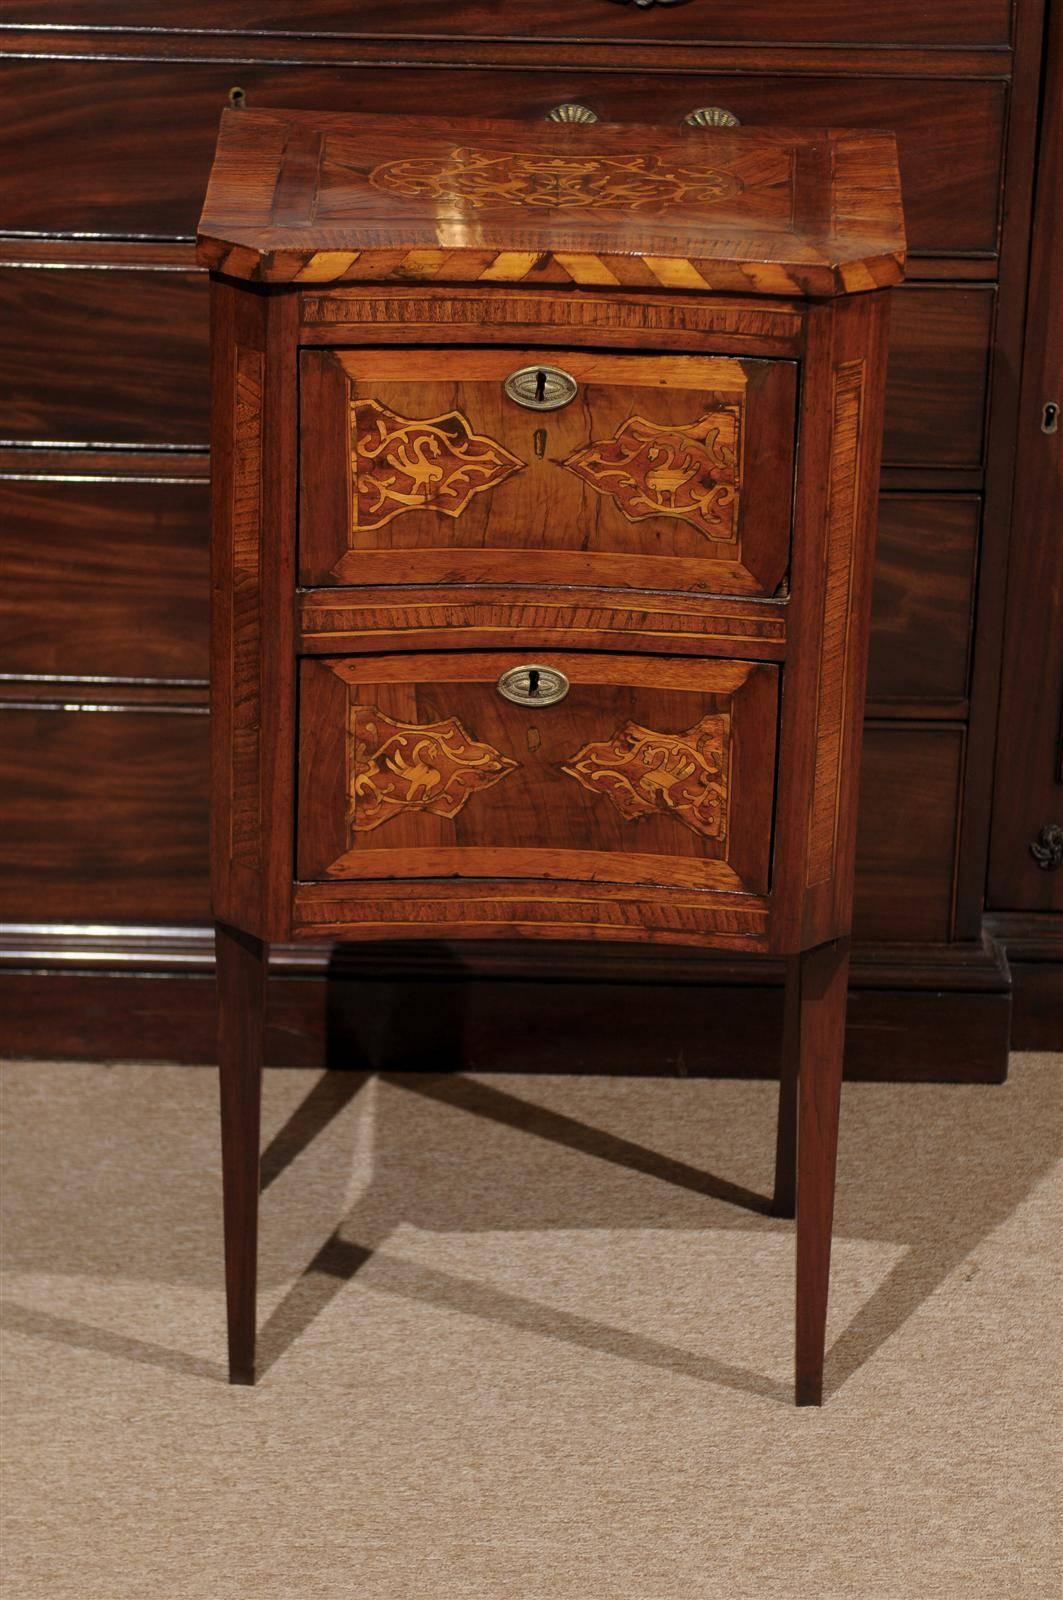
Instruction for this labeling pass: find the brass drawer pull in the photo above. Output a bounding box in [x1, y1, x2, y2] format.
[504, 365, 578, 411]
[546, 103, 599, 124]
[684, 106, 741, 128]
[497, 664, 571, 707]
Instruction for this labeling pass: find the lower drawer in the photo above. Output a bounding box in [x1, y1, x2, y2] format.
[297, 652, 779, 896]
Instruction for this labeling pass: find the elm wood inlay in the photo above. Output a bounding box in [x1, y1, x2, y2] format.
[348, 705, 519, 832]
[807, 359, 865, 887]
[563, 407, 741, 542]
[350, 398, 524, 531]
[366, 147, 746, 211]
[230, 347, 263, 867]
[562, 714, 731, 842]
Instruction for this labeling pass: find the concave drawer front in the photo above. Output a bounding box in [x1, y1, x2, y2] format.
[297, 653, 779, 895]
[300, 349, 796, 597]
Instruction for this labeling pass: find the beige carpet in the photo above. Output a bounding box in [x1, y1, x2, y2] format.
[1, 1054, 1060, 1600]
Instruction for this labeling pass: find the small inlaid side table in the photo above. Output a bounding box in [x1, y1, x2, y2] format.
[198, 109, 905, 1404]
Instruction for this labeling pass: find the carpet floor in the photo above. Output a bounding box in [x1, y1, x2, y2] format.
[1, 1054, 1060, 1600]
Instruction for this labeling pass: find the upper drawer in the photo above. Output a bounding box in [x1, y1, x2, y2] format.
[0, 61, 1004, 256]
[300, 348, 796, 597]
[0, 3, 1013, 46]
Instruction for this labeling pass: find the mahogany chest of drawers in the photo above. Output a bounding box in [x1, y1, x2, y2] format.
[198, 107, 905, 1402]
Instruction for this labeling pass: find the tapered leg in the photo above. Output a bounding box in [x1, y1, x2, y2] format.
[771, 954, 801, 1219]
[216, 921, 267, 1385]
[794, 937, 850, 1407]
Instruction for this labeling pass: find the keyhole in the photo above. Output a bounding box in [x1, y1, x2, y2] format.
[1042, 401, 1060, 435]
[535, 369, 547, 404]
[527, 668, 541, 697]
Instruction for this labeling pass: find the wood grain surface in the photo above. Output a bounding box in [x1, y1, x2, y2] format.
[297, 652, 779, 896]
[300, 347, 795, 596]
[0, 2, 1013, 46]
[0, 62, 997, 254]
[197, 110, 905, 295]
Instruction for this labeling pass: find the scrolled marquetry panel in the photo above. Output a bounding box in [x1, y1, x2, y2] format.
[350, 398, 524, 530]
[563, 407, 741, 541]
[229, 346, 263, 867]
[562, 714, 731, 842]
[366, 146, 745, 212]
[806, 358, 865, 887]
[348, 705, 518, 833]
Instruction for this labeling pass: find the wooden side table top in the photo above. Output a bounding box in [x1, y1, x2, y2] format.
[196, 108, 905, 295]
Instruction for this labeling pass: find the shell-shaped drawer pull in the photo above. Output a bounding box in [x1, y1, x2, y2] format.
[684, 106, 741, 128]
[504, 365, 578, 412]
[546, 103, 599, 124]
[497, 665, 571, 708]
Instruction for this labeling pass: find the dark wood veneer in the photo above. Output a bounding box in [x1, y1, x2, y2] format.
[0, 3, 1014, 47]
[1, 476, 210, 679]
[1, 61, 1001, 256]
[0, 706, 209, 922]
[0, 268, 209, 446]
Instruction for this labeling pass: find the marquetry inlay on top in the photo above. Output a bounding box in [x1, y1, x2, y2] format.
[197, 109, 905, 298]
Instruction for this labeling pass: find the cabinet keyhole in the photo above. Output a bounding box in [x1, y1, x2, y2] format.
[535, 369, 547, 404]
[527, 668, 541, 697]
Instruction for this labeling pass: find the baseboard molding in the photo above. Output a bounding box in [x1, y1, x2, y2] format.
[986, 912, 1063, 1050]
[0, 922, 1017, 1082]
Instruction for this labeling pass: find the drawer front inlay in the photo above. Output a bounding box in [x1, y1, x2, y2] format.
[351, 398, 524, 530]
[300, 348, 795, 596]
[562, 715, 731, 842]
[297, 652, 778, 894]
[349, 705, 518, 831]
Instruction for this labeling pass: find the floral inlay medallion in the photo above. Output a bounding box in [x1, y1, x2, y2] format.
[349, 705, 518, 832]
[351, 398, 524, 532]
[563, 408, 742, 541]
[368, 148, 743, 212]
[562, 714, 731, 841]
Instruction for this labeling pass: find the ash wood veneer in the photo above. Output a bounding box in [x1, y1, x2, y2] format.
[202, 109, 903, 1403]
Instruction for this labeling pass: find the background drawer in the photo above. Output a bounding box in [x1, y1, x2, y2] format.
[0, 268, 209, 446]
[0, 271, 992, 471]
[298, 652, 779, 895]
[0, 60, 1004, 256]
[0, 705, 209, 922]
[0, 3, 1013, 47]
[854, 726, 964, 941]
[301, 348, 795, 597]
[1, 475, 210, 679]
[867, 496, 979, 708]
[884, 288, 993, 468]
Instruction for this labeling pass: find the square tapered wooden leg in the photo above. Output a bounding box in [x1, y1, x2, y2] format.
[792, 937, 850, 1407]
[771, 954, 801, 1219]
[216, 921, 267, 1385]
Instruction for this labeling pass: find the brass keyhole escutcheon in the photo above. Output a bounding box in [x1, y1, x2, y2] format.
[504, 365, 578, 411]
[497, 664, 571, 707]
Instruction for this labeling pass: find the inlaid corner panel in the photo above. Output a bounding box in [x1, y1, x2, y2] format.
[297, 653, 779, 894]
[299, 348, 795, 596]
